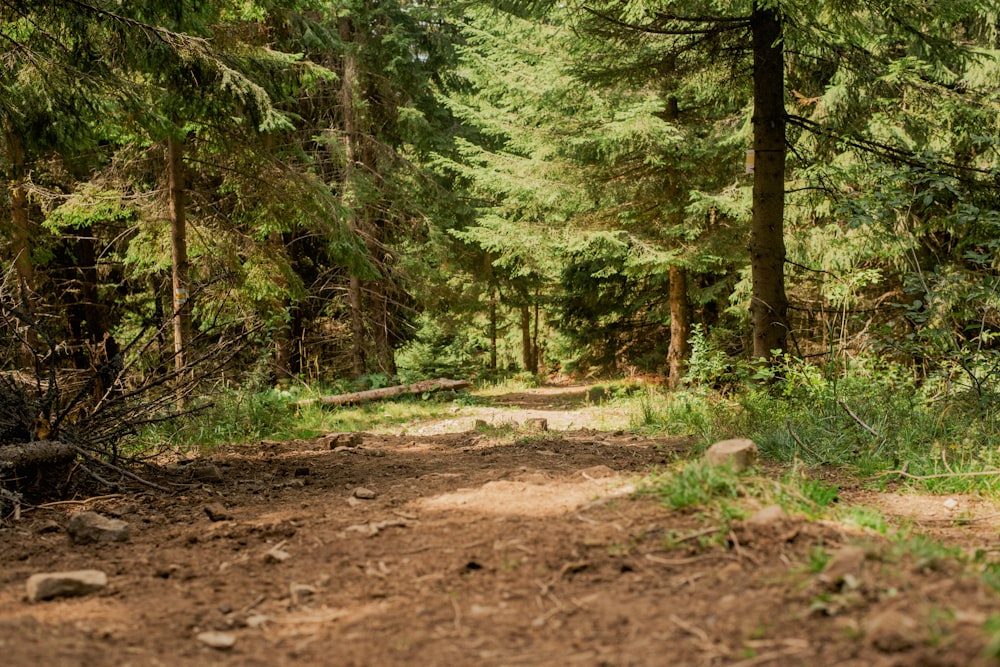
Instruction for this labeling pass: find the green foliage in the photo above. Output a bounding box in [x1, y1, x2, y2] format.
[643, 461, 743, 510]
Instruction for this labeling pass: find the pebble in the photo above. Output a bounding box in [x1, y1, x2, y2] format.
[196, 631, 237, 650]
[204, 503, 234, 522]
[353, 487, 377, 500]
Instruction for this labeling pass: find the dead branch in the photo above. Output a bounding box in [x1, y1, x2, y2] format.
[290, 378, 472, 409]
[837, 399, 879, 437]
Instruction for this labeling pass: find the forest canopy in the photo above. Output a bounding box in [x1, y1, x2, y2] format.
[3, 0, 1000, 451]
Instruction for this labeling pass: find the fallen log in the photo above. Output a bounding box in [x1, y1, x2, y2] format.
[0, 441, 77, 469]
[290, 378, 472, 409]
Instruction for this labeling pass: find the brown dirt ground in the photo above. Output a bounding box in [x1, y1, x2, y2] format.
[2, 385, 1000, 666]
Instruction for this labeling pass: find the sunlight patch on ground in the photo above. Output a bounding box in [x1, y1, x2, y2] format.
[412, 473, 634, 517]
[396, 407, 631, 436]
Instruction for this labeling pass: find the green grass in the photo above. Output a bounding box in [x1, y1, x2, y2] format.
[629, 355, 1000, 497]
[135, 385, 462, 452]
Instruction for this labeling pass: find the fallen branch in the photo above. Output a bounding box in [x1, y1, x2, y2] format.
[786, 420, 821, 461]
[71, 446, 170, 492]
[0, 441, 77, 468]
[290, 378, 471, 409]
[872, 469, 1000, 481]
[837, 399, 879, 437]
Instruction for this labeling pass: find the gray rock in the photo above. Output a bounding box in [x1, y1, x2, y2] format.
[26, 570, 107, 601]
[196, 631, 237, 650]
[705, 438, 758, 472]
[67, 511, 131, 545]
[353, 487, 377, 500]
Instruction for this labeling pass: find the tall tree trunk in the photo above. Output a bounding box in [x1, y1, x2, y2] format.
[667, 264, 692, 390]
[5, 130, 37, 367]
[373, 282, 396, 376]
[168, 136, 191, 377]
[340, 16, 367, 378]
[749, 4, 789, 362]
[520, 304, 533, 372]
[5, 131, 33, 294]
[489, 289, 498, 371]
[532, 295, 540, 374]
[662, 95, 692, 388]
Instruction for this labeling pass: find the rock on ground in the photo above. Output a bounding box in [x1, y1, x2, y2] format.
[705, 438, 758, 472]
[66, 511, 131, 545]
[26, 570, 107, 602]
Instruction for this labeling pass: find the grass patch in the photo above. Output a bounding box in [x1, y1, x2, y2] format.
[136, 384, 463, 452]
[630, 355, 1000, 497]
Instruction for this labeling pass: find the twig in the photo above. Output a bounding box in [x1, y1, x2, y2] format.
[673, 526, 723, 544]
[837, 399, 879, 437]
[786, 420, 821, 460]
[872, 469, 1000, 481]
[644, 552, 735, 566]
[34, 493, 125, 509]
[72, 446, 170, 492]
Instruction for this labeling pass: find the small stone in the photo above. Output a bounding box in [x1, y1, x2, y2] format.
[290, 583, 316, 605]
[746, 505, 789, 526]
[26, 570, 107, 602]
[943, 498, 959, 510]
[353, 487, 377, 500]
[67, 511, 131, 545]
[264, 543, 291, 563]
[819, 545, 868, 587]
[35, 520, 61, 534]
[191, 464, 224, 483]
[864, 609, 924, 652]
[705, 438, 758, 472]
[204, 503, 234, 522]
[578, 465, 616, 479]
[196, 631, 237, 650]
[524, 418, 548, 431]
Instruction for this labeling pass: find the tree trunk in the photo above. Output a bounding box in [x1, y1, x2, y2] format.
[4, 130, 36, 366]
[373, 282, 396, 376]
[340, 16, 368, 378]
[520, 305, 534, 372]
[667, 264, 692, 390]
[489, 289, 498, 371]
[749, 4, 789, 362]
[5, 131, 33, 295]
[168, 136, 191, 376]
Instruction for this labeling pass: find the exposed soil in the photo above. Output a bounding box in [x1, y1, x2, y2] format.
[2, 384, 1000, 666]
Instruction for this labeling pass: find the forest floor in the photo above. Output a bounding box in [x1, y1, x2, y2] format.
[2, 383, 1000, 666]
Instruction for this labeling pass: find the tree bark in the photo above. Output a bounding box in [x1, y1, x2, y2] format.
[168, 136, 191, 376]
[667, 264, 692, 390]
[749, 4, 789, 362]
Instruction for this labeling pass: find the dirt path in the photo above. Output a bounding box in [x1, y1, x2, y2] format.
[1, 385, 999, 666]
